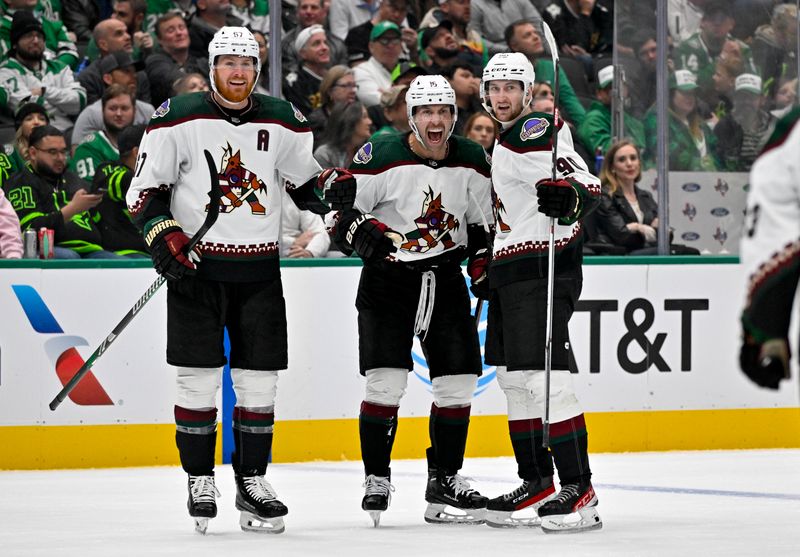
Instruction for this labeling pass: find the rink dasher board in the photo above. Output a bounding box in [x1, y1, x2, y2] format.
[0, 260, 797, 469]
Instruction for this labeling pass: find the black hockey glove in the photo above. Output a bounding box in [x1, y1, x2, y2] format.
[536, 178, 580, 219]
[143, 216, 200, 280]
[739, 335, 790, 390]
[318, 167, 357, 210]
[467, 248, 491, 299]
[346, 213, 398, 262]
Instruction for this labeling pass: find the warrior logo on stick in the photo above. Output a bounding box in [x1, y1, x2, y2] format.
[210, 143, 267, 215]
[400, 186, 459, 252]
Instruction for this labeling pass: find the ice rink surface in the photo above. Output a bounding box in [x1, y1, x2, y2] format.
[1, 450, 798, 557]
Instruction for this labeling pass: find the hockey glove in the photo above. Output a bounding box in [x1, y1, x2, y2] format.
[318, 167, 357, 210]
[739, 335, 790, 390]
[144, 216, 200, 280]
[346, 213, 398, 262]
[536, 178, 580, 219]
[467, 248, 491, 299]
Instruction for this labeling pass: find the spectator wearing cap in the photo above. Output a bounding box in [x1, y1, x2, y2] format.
[188, 0, 244, 60]
[146, 11, 208, 106]
[0, 103, 49, 187]
[345, 0, 417, 66]
[391, 61, 426, 86]
[441, 63, 481, 135]
[90, 123, 149, 257]
[3, 125, 124, 259]
[419, 20, 465, 74]
[369, 83, 410, 139]
[752, 3, 798, 101]
[283, 24, 331, 116]
[328, 0, 379, 42]
[0, 0, 79, 67]
[470, 0, 543, 56]
[0, 11, 86, 132]
[79, 35, 153, 106]
[577, 65, 646, 161]
[419, 0, 488, 67]
[69, 85, 136, 181]
[644, 69, 718, 171]
[281, 0, 348, 75]
[71, 52, 156, 146]
[353, 21, 403, 107]
[307, 65, 358, 146]
[505, 19, 586, 127]
[715, 73, 777, 171]
[674, 1, 756, 109]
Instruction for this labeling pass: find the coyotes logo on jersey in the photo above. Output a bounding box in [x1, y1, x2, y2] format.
[400, 186, 459, 252]
[492, 190, 511, 232]
[210, 143, 268, 215]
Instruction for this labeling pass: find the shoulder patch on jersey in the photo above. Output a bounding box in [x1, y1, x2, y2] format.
[152, 99, 170, 119]
[520, 117, 549, 141]
[85, 132, 96, 142]
[289, 102, 307, 123]
[353, 142, 373, 164]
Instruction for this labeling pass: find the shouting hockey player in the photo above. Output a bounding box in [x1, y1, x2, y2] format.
[127, 26, 356, 535]
[333, 75, 494, 527]
[479, 52, 603, 533]
[739, 107, 800, 390]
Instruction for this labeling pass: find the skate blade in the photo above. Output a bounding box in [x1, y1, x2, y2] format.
[541, 507, 602, 534]
[194, 518, 210, 535]
[424, 503, 486, 525]
[239, 512, 286, 534]
[367, 510, 383, 527]
[484, 510, 543, 529]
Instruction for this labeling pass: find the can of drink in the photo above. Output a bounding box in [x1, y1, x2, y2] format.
[38, 227, 54, 259]
[23, 229, 38, 259]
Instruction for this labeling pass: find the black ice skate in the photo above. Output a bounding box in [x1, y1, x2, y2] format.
[424, 473, 488, 524]
[361, 475, 394, 527]
[187, 475, 220, 535]
[537, 480, 602, 534]
[234, 474, 288, 534]
[485, 476, 557, 528]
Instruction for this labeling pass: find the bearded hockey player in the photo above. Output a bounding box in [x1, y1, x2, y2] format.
[127, 26, 356, 535]
[739, 107, 800, 390]
[333, 75, 494, 527]
[479, 52, 602, 533]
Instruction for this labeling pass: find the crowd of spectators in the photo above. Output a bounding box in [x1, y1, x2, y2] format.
[0, 0, 797, 259]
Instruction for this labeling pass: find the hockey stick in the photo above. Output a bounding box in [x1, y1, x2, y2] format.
[49, 150, 223, 411]
[541, 22, 560, 449]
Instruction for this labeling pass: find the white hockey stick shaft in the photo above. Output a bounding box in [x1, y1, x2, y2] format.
[541, 22, 561, 449]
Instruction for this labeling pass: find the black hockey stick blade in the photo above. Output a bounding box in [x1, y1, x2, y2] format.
[474, 298, 484, 326]
[49, 151, 223, 411]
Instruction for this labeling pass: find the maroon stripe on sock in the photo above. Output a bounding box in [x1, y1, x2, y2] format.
[508, 418, 543, 434]
[232, 407, 274, 423]
[174, 405, 217, 423]
[431, 403, 471, 419]
[549, 414, 587, 438]
[360, 401, 399, 419]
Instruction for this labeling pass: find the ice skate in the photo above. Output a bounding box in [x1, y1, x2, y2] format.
[424, 473, 488, 525]
[538, 480, 602, 534]
[485, 477, 557, 528]
[361, 475, 394, 527]
[187, 475, 220, 535]
[234, 474, 288, 534]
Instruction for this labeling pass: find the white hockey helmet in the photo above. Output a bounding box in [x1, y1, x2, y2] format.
[405, 75, 458, 148]
[208, 26, 261, 100]
[480, 52, 536, 122]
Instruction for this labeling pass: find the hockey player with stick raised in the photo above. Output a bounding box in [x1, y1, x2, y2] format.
[127, 26, 357, 535]
[333, 75, 494, 527]
[479, 52, 603, 533]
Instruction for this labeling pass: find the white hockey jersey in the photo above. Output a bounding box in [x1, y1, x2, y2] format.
[127, 92, 322, 281]
[348, 133, 493, 263]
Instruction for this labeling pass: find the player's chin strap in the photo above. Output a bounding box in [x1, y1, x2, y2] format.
[414, 270, 436, 341]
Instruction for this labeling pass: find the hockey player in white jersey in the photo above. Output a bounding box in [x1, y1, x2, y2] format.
[127, 26, 356, 535]
[739, 107, 800, 390]
[479, 52, 603, 533]
[332, 75, 494, 527]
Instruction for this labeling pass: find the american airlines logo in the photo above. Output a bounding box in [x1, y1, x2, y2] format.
[11, 285, 113, 406]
